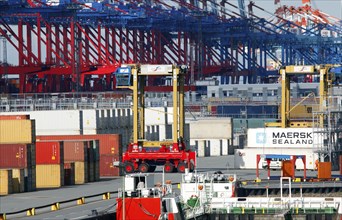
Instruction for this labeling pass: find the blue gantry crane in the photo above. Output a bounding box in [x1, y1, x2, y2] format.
[0, 0, 340, 92]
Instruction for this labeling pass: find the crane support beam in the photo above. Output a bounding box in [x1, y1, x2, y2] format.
[266, 65, 335, 128]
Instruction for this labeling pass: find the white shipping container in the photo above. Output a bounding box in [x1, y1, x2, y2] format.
[145, 107, 167, 125]
[209, 139, 221, 156]
[197, 140, 205, 157]
[0, 111, 80, 135]
[82, 110, 97, 135]
[234, 147, 318, 170]
[189, 118, 233, 139]
[30, 110, 80, 135]
[222, 139, 229, 156]
[158, 124, 168, 141]
[247, 128, 323, 148]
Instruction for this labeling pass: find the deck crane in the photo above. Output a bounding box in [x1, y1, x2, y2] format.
[115, 64, 196, 173]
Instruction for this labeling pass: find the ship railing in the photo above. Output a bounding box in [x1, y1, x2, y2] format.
[208, 197, 342, 214]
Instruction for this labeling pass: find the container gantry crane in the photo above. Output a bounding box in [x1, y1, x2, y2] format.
[0, 0, 340, 93]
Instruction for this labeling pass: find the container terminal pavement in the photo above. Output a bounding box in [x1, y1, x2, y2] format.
[1, 156, 342, 219]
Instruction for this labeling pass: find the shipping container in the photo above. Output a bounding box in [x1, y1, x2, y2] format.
[36, 134, 121, 156]
[25, 165, 36, 192]
[189, 119, 233, 139]
[145, 107, 167, 125]
[0, 115, 30, 120]
[217, 105, 278, 118]
[74, 161, 87, 184]
[0, 120, 35, 144]
[281, 160, 294, 178]
[340, 155, 342, 175]
[80, 110, 97, 135]
[0, 169, 13, 195]
[12, 168, 25, 193]
[29, 110, 81, 135]
[317, 162, 331, 179]
[63, 141, 87, 162]
[95, 161, 100, 181]
[36, 164, 64, 188]
[26, 144, 36, 167]
[0, 144, 27, 168]
[87, 140, 100, 162]
[196, 140, 205, 157]
[99, 155, 120, 176]
[88, 162, 94, 182]
[247, 128, 322, 148]
[36, 141, 64, 165]
[64, 163, 75, 186]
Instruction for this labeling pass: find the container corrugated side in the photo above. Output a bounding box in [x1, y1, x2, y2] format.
[0, 120, 35, 144]
[64, 162, 75, 186]
[26, 165, 36, 192]
[36, 134, 122, 156]
[74, 161, 87, 184]
[36, 141, 64, 165]
[0, 144, 27, 168]
[63, 141, 87, 162]
[88, 162, 94, 182]
[0, 169, 13, 195]
[12, 168, 25, 193]
[340, 155, 342, 175]
[36, 164, 63, 188]
[100, 155, 120, 176]
[0, 115, 30, 120]
[318, 162, 331, 179]
[29, 110, 80, 135]
[27, 144, 36, 167]
[87, 140, 100, 162]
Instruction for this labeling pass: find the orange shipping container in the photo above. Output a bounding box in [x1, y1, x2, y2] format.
[0, 115, 30, 120]
[281, 160, 294, 178]
[317, 162, 331, 179]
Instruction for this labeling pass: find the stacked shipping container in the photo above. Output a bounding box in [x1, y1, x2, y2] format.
[63, 141, 88, 184]
[37, 134, 121, 177]
[0, 116, 36, 194]
[36, 141, 64, 188]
